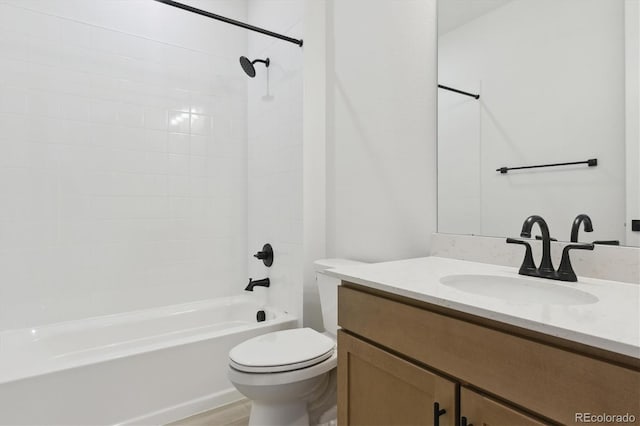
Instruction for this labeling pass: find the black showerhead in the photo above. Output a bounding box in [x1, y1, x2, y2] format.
[239, 56, 270, 78]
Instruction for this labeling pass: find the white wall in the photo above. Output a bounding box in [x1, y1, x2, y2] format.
[626, 0, 640, 247]
[0, 0, 248, 330]
[247, 0, 304, 322]
[325, 0, 438, 263]
[438, 0, 627, 243]
[302, 0, 328, 329]
[437, 87, 482, 235]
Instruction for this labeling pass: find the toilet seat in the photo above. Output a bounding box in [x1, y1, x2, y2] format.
[228, 351, 337, 387]
[229, 328, 336, 374]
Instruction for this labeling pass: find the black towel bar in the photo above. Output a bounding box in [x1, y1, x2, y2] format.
[497, 158, 597, 174]
[437, 84, 480, 100]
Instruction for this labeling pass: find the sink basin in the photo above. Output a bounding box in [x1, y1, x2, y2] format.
[440, 274, 599, 305]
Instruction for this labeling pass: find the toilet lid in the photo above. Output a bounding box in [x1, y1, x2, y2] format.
[229, 328, 336, 373]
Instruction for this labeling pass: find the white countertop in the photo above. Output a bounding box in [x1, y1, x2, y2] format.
[326, 256, 640, 359]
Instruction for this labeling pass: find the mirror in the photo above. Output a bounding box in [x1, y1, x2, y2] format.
[437, 0, 640, 247]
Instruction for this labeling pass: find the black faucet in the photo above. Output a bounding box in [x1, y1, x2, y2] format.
[508, 215, 595, 282]
[245, 278, 270, 291]
[571, 214, 593, 242]
[519, 215, 555, 277]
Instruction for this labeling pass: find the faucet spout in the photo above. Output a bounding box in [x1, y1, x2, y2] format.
[245, 278, 270, 292]
[520, 215, 554, 275]
[570, 214, 593, 243]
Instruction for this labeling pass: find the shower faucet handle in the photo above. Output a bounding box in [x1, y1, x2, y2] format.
[253, 244, 274, 267]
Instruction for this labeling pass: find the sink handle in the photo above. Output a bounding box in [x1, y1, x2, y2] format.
[506, 238, 537, 276]
[557, 243, 594, 282]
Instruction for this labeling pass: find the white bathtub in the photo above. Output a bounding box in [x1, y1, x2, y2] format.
[0, 296, 297, 425]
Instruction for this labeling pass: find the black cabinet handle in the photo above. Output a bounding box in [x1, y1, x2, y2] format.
[433, 402, 446, 426]
[461, 416, 473, 426]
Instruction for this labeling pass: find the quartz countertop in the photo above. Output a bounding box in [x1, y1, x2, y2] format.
[326, 256, 640, 359]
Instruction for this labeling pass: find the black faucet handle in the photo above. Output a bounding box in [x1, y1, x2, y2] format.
[592, 240, 620, 246]
[506, 237, 528, 245]
[506, 238, 537, 275]
[557, 243, 595, 282]
[253, 243, 273, 267]
[535, 235, 557, 242]
[562, 243, 595, 253]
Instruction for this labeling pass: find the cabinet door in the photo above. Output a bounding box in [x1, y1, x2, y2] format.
[338, 331, 456, 426]
[460, 387, 547, 426]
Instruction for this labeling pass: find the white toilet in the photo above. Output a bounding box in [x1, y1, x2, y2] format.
[228, 259, 364, 426]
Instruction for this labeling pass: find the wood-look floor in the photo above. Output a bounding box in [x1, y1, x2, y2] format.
[169, 399, 250, 426]
[168, 398, 337, 426]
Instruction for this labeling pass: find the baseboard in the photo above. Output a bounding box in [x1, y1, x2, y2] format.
[115, 388, 244, 426]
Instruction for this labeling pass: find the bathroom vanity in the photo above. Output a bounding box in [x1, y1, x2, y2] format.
[330, 257, 640, 426]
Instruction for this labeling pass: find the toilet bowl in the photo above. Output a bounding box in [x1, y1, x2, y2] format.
[228, 259, 364, 426]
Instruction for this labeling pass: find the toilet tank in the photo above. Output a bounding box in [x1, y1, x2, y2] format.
[314, 259, 366, 337]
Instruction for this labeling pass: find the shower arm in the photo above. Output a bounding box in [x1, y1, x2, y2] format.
[152, 0, 303, 47]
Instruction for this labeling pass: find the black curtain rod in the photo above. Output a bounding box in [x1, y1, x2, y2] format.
[438, 84, 480, 100]
[497, 158, 598, 174]
[152, 0, 303, 47]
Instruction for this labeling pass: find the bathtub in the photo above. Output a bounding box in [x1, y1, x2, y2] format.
[0, 296, 297, 425]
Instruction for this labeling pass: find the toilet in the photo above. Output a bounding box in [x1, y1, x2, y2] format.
[228, 259, 364, 426]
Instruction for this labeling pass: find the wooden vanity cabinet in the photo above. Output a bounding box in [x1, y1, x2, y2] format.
[460, 388, 546, 426]
[337, 331, 456, 426]
[337, 284, 640, 426]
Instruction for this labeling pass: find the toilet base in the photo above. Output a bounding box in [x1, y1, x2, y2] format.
[233, 368, 337, 426]
[249, 401, 309, 426]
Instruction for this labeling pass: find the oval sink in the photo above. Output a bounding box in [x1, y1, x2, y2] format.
[439, 274, 598, 305]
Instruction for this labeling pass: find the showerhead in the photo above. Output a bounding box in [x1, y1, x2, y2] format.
[239, 56, 270, 78]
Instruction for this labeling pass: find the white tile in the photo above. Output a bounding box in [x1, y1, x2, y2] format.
[0, 0, 252, 331]
[90, 99, 120, 124]
[0, 86, 28, 114]
[117, 103, 145, 127]
[27, 90, 61, 117]
[168, 133, 190, 154]
[190, 113, 212, 136]
[169, 110, 191, 133]
[168, 154, 189, 176]
[190, 134, 208, 156]
[144, 107, 168, 130]
[59, 94, 91, 122]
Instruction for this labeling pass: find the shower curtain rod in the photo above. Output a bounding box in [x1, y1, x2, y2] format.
[152, 0, 304, 47]
[438, 84, 480, 100]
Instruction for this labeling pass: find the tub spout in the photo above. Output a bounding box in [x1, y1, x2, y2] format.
[245, 278, 270, 291]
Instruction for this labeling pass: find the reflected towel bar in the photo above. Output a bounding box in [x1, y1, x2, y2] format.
[438, 84, 480, 99]
[152, 0, 303, 47]
[497, 158, 598, 174]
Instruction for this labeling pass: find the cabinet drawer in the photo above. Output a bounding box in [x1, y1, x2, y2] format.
[338, 285, 640, 425]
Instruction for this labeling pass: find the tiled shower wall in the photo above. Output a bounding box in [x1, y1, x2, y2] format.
[247, 0, 304, 322]
[0, 0, 248, 330]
